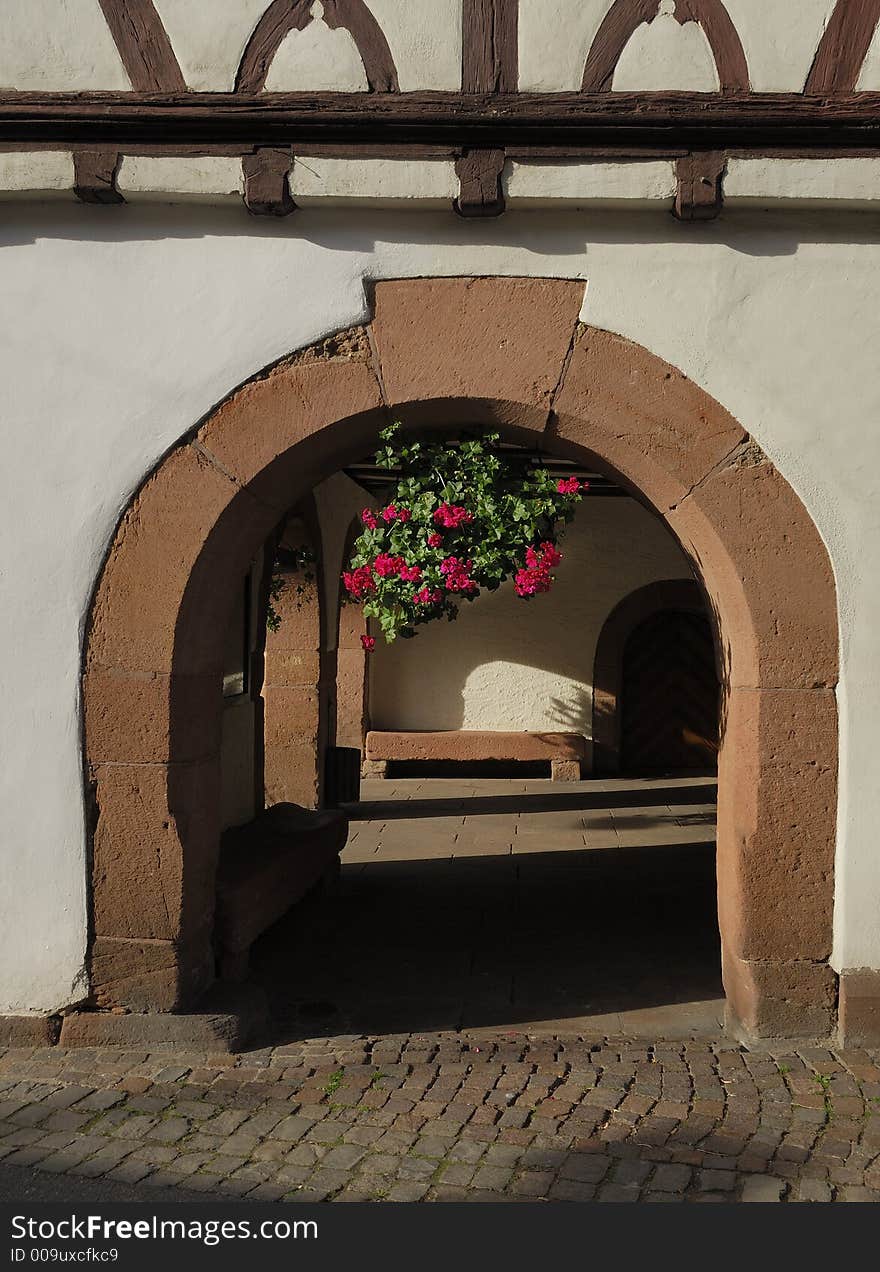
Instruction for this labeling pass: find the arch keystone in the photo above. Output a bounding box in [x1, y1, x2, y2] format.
[370, 277, 585, 434]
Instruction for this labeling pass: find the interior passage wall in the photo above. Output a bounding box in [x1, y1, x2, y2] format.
[369, 500, 694, 753]
[220, 554, 265, 830]
[313, 471, 374, 652]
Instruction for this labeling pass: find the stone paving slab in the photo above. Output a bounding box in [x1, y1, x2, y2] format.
[257, 776, 725, 1041]
[1, 1032, 878, 1203]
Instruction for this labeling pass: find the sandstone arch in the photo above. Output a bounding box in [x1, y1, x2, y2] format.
[83, 277, 838, 1039]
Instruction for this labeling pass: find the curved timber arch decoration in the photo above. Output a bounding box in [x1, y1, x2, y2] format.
[235, 0, 400, 93]
[582, 0, 750, 93]
[805, 0, 880, 93]
[83, 277, 838, 1041]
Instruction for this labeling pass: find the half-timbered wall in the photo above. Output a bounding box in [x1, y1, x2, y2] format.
[6, 2, 878, 97]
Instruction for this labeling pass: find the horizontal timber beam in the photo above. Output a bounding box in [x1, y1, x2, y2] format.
[1, 92, 880, 151]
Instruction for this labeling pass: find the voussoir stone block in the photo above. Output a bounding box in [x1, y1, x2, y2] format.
[195, 345, 385, 507]
[553, 325, 746, 511]
[717, 688, 837, 965]
[371, 277, 585, 433]
[668, 452, 838, 691]
[89, 445, 273, 678]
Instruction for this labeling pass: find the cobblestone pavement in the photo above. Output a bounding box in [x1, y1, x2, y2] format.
[1, 1033, 879, 1203]
[4, 778, 873, 1203]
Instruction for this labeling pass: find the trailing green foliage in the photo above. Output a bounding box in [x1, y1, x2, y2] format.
[343, 423, 585, 646]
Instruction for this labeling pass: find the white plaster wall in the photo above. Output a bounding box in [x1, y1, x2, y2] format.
[0, 1, 846, 95]
[0, 153, 75, 196]
[857, 16, 880, 90]
[369, 501, 693, 746]
[267, 12, 368, 92]
[293, 158, 457, 206]
[117, 157, 243, 202]
[518, 0, 724, 92]
[518, 0, 612, 92]
[723, 0, 836, 92]
[1, 206, 879, 1011]
[505, 160, 676, 206]
[518, 0, 837, 92]
[0, 0, 130, 91]
[366, 0, 462, 91]
[612, 4, 719, 92]
[153, 0, 271, 91]
[725, 158, 880, 207]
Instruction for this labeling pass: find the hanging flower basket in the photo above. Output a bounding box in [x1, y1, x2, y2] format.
[343, 423, 586, 648]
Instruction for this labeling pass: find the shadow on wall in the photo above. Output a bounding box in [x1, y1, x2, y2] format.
[548, 685, 593, 736]
[368, 498, 696, 743]
[7, 203, 880, 257]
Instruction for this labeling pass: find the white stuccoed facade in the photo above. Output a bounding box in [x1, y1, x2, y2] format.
[0, 0, 878, 1018]
[1, 206, 878, 1011]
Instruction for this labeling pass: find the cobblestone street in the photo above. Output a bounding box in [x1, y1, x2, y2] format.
[2, 777, 877, 1203]
[1, 1034, 879, 1203]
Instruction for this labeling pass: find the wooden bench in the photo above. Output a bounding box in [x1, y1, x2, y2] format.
[364, 730, 586, 781]
[214, 803, 348, 982]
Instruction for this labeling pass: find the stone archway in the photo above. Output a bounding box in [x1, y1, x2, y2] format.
[82, 277, 839, 1040]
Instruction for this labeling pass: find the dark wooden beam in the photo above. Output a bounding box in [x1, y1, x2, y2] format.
[242, 146, 296, 216]
[96, 0, 186, 93]
[73, 149, 124, 204]
[805, 0, 880, 94]
[1, 92, 880, 151]
[455, 148, 506, 216]
[673, 151, 725, 220]
[462, 1, 518, 94]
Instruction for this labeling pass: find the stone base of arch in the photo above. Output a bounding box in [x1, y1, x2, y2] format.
[82, 277, 843, 1043]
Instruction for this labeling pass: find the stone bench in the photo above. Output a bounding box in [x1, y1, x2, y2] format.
[364, 730, 586, 781]
[215, 803, 348, 982]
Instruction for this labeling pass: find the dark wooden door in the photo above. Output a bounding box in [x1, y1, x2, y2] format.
[620, 609, 719, 774]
